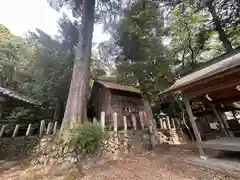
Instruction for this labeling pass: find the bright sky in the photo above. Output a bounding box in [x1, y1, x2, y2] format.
[0, 0, 109, 43]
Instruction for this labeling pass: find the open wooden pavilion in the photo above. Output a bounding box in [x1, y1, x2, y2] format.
[162, 48, 240, 158]
[0, 86, 40, 122]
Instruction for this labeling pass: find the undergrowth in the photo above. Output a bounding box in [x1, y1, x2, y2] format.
[67, 122, 108, 157]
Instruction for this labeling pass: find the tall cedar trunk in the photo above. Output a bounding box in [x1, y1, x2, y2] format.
[206, 0, 233, 52]
[60, 0, 95, 137]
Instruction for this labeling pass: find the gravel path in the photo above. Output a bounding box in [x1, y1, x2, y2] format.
[0, 146, 238, 180]
[81, 148, 236, 180]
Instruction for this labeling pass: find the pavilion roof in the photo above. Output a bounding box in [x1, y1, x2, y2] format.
[162, 49, 240, 94]
[0, 87, 41, 105]
[96, 80, 141, 94]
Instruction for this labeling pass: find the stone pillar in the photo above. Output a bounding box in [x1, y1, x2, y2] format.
[163, 120, 167, 129]
[53, 122, 58, 135]
[101, 111, 105, 130]
[123, 116, 129, 154]
[159, 119, 163, 129]
[46, 122, 52, 135]
[39, 120, 45, 137]
[139, 111, 144, 130]
[0, 124, 7, 138]
[12, 124, 20, 137]
[166, 117, 171, 129]
[26, 124, 32, 136]
[113, 112, 118, 132]
[131, 115, 137, 131]
[113, 112, 119, 159]
[171, 118, 176, 129]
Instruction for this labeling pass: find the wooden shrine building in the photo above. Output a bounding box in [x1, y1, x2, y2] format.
[161, 48, 240, 157]
[88, 80, 145, 129]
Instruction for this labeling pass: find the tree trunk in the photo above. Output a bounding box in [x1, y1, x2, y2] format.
[60, 0, 95, 138]
[206, 0, 233, 52]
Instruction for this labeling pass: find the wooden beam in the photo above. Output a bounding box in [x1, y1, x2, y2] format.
[179, 67, 240, 94]
[212, 95, 240, 104]
[187, 78, 240, 98]
[183, 96, 206, 158]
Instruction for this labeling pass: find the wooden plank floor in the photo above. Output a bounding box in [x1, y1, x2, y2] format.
[202, 137, 240, 151]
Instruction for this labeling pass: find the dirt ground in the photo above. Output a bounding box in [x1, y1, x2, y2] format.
[0, 146, 239, 180]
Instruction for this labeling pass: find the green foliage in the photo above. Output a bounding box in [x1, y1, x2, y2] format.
[3, 107, 51, 124]
[0, 24, 36, 89]
[24, 25, 74, 102]
[111, 1, 173, 104]
[169, 3, 221, 74]
[67, 122, 108, 156]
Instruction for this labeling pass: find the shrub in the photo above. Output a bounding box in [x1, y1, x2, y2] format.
[67, 122, 108, 157]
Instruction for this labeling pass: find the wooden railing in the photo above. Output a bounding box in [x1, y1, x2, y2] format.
[0, 120, 58, 138]
[0, 111, 181, 138]
[95, 111, 182, 131]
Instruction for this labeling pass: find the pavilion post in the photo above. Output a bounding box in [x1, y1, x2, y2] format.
[210, 104, 230, 137]
[183, 96, 206, 159]
[131, 115, 137, 131]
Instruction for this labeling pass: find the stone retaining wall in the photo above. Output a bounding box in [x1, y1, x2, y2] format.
[31, 136, 78, 165]
[0, 136, 40, 161]
[0, 129, 188, 164]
